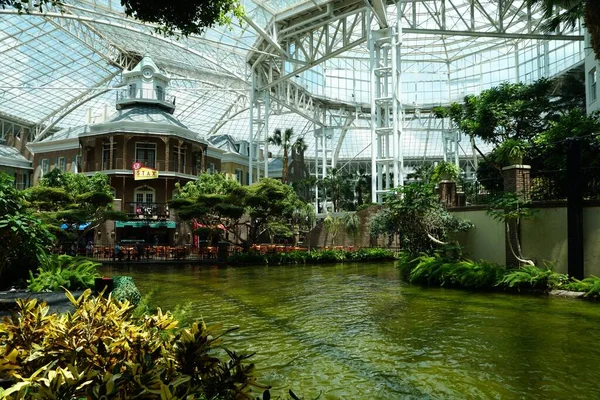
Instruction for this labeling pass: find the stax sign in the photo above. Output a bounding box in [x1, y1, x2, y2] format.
[132, 162, 159, 181]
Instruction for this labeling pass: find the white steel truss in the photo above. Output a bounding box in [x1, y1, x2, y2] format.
[370, 23, 403, 202]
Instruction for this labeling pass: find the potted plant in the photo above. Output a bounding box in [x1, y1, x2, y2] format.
[498, 139, 528, 165]
[432, 161, 460, 182]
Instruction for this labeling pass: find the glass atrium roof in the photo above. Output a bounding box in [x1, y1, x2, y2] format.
[0, 0, 585, 161]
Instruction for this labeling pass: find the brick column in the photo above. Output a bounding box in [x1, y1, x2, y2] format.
[439, 180, 457, 208]
[502, 165, 531, 201]
[502, 165, 531, 267]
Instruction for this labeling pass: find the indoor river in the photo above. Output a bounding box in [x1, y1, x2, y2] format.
[101, 262, 600, 399]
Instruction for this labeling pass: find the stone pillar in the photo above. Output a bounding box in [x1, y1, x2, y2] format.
[502, 165, 531, 267]
[439, 181, 457, 208]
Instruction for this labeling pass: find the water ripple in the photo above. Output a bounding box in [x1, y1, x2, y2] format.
[103, 263, 600, 400]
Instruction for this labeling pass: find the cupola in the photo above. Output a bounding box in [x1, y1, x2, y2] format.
[116, 56, 176, 114]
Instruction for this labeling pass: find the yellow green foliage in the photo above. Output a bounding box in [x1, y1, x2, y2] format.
[0, 290, 267, 399]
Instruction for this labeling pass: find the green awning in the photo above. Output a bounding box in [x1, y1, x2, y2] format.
[116, 221, 176, 229]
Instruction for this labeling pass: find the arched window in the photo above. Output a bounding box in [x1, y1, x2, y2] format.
[134, 185, 155, 205]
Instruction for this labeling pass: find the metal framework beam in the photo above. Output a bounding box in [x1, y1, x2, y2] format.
[34, 72, 119, 142]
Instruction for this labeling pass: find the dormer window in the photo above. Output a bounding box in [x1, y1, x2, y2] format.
[156, 85, 164, 101]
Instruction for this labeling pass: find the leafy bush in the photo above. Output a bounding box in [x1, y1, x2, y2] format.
[228, 248, 396, 265]
[404, 253, 505, 289]
[564, 276, 600, 297]
[27, 254, 100, 292]
[0, 290, 268, 399]
[370, 183, 472, 255]
[227, 251, 267, 264]
[499, 264, 568, 291]
[111, 276, 142, 306]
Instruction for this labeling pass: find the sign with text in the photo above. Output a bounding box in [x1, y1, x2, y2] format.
[132, 162, 158, 180]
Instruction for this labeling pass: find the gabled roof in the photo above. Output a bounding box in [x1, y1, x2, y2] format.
[0, 145, 32, 169]
[207, 134, 240, 153]
[38, 125, 92, 142]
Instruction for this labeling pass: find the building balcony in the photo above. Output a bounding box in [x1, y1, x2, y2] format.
[83, 158, 201, 176]
[115, 88, 176, 113]
[126, 202, 170, 220]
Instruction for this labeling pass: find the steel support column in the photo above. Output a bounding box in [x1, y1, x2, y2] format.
[369, 12, 403, 203]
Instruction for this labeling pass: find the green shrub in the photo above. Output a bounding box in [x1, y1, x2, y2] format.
[227, 251, 267, 264]
[564, 276, 600, 297]
[27, 254, 100, 292]
[499, 264, 568, 291]
[111, 276, 142, 306]
[228, 248, 396, 266]
[0, 290, 268, 399]
[404, 253, 505, 289]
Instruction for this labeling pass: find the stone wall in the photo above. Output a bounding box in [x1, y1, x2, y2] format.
[304, 205, 398, 249]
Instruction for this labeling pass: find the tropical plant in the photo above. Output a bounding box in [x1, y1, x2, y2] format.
[407, 163, 435, 183]
[497, 138, 529, 165]
[0, 173, 54, 286]
[354, 168, 372, 207]
[227, 248, 396, 265]
[433, 79, 554, 164]
[26, 169, 126, 246]
[564, 276, 600, 297]
[432, 161, 460, 182]
[323, 214, 342, 246]
[527, 0, 600, 61]
[487, 193, 537, 266]
[370, 183, 472, 255]
[407, 253, 506, 289]
[268, 128, 305, 184]
[172, 173, 248, 245]
[27, 254, 100, 292]
[499, 264, 569, 291]
[245, 178, 314, 247]
[0, 290, 269, 399]
[342, 212, 361, 246]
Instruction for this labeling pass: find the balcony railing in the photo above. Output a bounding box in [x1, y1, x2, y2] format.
[82, 158, 201, 175]
[116, 89, 176, 107]
[126, 202, 170, 220]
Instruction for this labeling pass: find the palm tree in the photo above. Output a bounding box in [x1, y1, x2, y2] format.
[528, 0, 600, 60]
[292, 136, 308, 180]
[354, 168, 371, 206]
[268, 128, 293, 183]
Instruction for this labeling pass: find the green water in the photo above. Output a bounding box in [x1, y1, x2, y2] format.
[101, 263, 600, 399]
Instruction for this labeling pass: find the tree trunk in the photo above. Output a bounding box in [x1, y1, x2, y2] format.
[282, 149, 288, 184]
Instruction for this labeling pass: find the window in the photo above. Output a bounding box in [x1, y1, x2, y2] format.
[156, 85, 164, 101]
[129, 84, 137, 98]
[58, 157, 66, 172]
[102, 140, 116, 170]
[590, 68, 597, 103]
[135, 142, 156, 168]
[208, 163, 216, 174]
[134, 186, 155, 213]
[235, 169, 244, 184]
[173, 145, 186, 172]
[41, 159, 49, 176]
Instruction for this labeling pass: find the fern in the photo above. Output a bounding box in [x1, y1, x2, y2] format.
[28, 254, 101, 292]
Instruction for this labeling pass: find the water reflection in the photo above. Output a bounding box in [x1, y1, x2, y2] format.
[101, 263, 600, 399]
